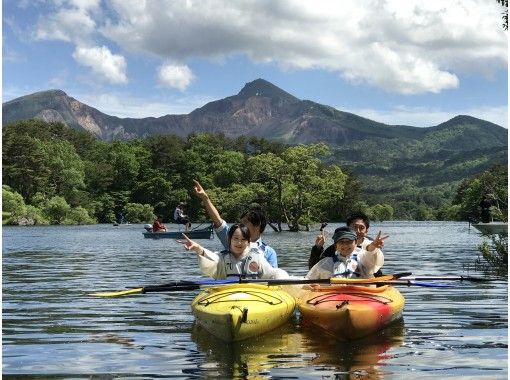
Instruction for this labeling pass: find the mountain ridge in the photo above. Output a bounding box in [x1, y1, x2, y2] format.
[3, 79, 506, 148]
[3, 80, 507, 210]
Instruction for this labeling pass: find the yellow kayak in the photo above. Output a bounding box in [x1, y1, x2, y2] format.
[297, 285, 405, 341]
[191, 283, 296, 342]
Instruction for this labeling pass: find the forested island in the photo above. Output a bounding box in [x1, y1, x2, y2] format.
[2, 119, 507, 230]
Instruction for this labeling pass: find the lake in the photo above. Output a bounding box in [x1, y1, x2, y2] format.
[2, 221, 507, 379]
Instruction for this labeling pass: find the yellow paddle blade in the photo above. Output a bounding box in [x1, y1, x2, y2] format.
[89, 288, 144, 297]
[330, 274, 396, 284]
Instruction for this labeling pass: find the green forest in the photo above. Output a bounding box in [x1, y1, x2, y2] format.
[2, 119, 508, 228]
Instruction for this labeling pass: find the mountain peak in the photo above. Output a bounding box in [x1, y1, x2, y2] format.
[4, 89, 68, 105]
[237, 78, 299, 103]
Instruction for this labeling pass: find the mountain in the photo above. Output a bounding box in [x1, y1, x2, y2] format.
[3, 79, 506, 147]
[3, 79, 507, 209]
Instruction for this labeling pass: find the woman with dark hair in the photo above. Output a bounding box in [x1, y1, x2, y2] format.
[177, 223, 288, 280]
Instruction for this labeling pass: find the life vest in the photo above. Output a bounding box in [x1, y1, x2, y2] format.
[221, 247, 263, 279]
[332, 253, 361, 278]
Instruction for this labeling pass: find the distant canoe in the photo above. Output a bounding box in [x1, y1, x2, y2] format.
[143, 224, 214, 239]
[471, 222, 508, 235]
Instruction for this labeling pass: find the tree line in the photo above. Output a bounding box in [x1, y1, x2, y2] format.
[2, 119, 507, 228]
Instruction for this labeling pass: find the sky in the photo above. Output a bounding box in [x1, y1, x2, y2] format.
[2, 0, 508, 128]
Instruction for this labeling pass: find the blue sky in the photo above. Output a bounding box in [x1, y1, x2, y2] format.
[3, 0, 508, 128]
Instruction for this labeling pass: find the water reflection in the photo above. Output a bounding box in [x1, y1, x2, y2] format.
[191, 316, 405, 379]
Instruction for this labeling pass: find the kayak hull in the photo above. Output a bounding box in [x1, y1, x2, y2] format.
[191, 283, 296, 342]
[297, 285, 405, 341]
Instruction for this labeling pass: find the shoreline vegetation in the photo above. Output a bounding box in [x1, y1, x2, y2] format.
[3, 120, 507, 229]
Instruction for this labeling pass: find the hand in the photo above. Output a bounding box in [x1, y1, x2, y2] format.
[367, 231, 389, 251]
[176, 234, 202, 254]
[193, 180, 208, 200]
[315, 232, 325, 248]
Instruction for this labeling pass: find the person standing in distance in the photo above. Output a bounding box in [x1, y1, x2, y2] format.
[174, 202, 191, 232]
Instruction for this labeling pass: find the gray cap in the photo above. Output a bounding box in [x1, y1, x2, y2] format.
[332, 229, 357, 242]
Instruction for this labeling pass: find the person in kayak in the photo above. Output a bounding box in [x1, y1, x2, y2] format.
[177, 223, 288, 280]
[305, 227, 386, 280]
[309, 212, 380, 270]
[193, 179, 278, 268]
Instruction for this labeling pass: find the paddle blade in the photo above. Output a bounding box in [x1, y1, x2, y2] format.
[89, 288, 144, 297]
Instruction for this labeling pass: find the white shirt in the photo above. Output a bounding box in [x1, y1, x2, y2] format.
[174, 207, 184, 220]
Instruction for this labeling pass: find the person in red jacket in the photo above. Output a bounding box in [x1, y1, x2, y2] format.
[152, 215, 167, 232]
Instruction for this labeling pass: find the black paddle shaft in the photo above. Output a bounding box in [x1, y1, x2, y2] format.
[142, 284, 201, 293]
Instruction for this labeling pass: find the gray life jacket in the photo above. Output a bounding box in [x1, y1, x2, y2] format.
[332, 253, 360, 278]
[221, 247, 264, 279]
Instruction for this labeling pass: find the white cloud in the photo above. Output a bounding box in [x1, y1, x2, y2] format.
[158, 63, 194, 91]
[100, 0, 507, 94]
[29, 0, 506, 94]
[35, 1, 99, 44]
[72, 45, 128, 84]
[341, 104, 508, 129]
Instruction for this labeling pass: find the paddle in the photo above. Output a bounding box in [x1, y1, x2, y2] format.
[90, 278, 239, 297]
[240, 272, 412, 286]
[385, 280, 454, 288]
[398, 275, 498, 282]
[89, 273, 412, 297]
[242, 274, 457, 288]
[90, 272, 498, 297]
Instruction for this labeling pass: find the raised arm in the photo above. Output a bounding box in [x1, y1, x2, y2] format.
[193, 180, 223, 228]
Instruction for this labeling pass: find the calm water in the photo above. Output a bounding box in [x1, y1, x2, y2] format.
[2, 221, 507, 379]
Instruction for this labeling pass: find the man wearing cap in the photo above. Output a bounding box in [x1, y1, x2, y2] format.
[305, 226, 386, 280]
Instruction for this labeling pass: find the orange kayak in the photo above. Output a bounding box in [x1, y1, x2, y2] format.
[297, 285, 405, 340]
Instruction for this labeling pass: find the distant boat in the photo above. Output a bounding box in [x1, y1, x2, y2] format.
[471, 221, 508, 235]
[143, 223, 214, 239]
[113, 222, 131, 226]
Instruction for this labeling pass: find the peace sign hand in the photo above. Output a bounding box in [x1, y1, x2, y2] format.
[177, 234, 202, 255]
[367, 231, 389, 251]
